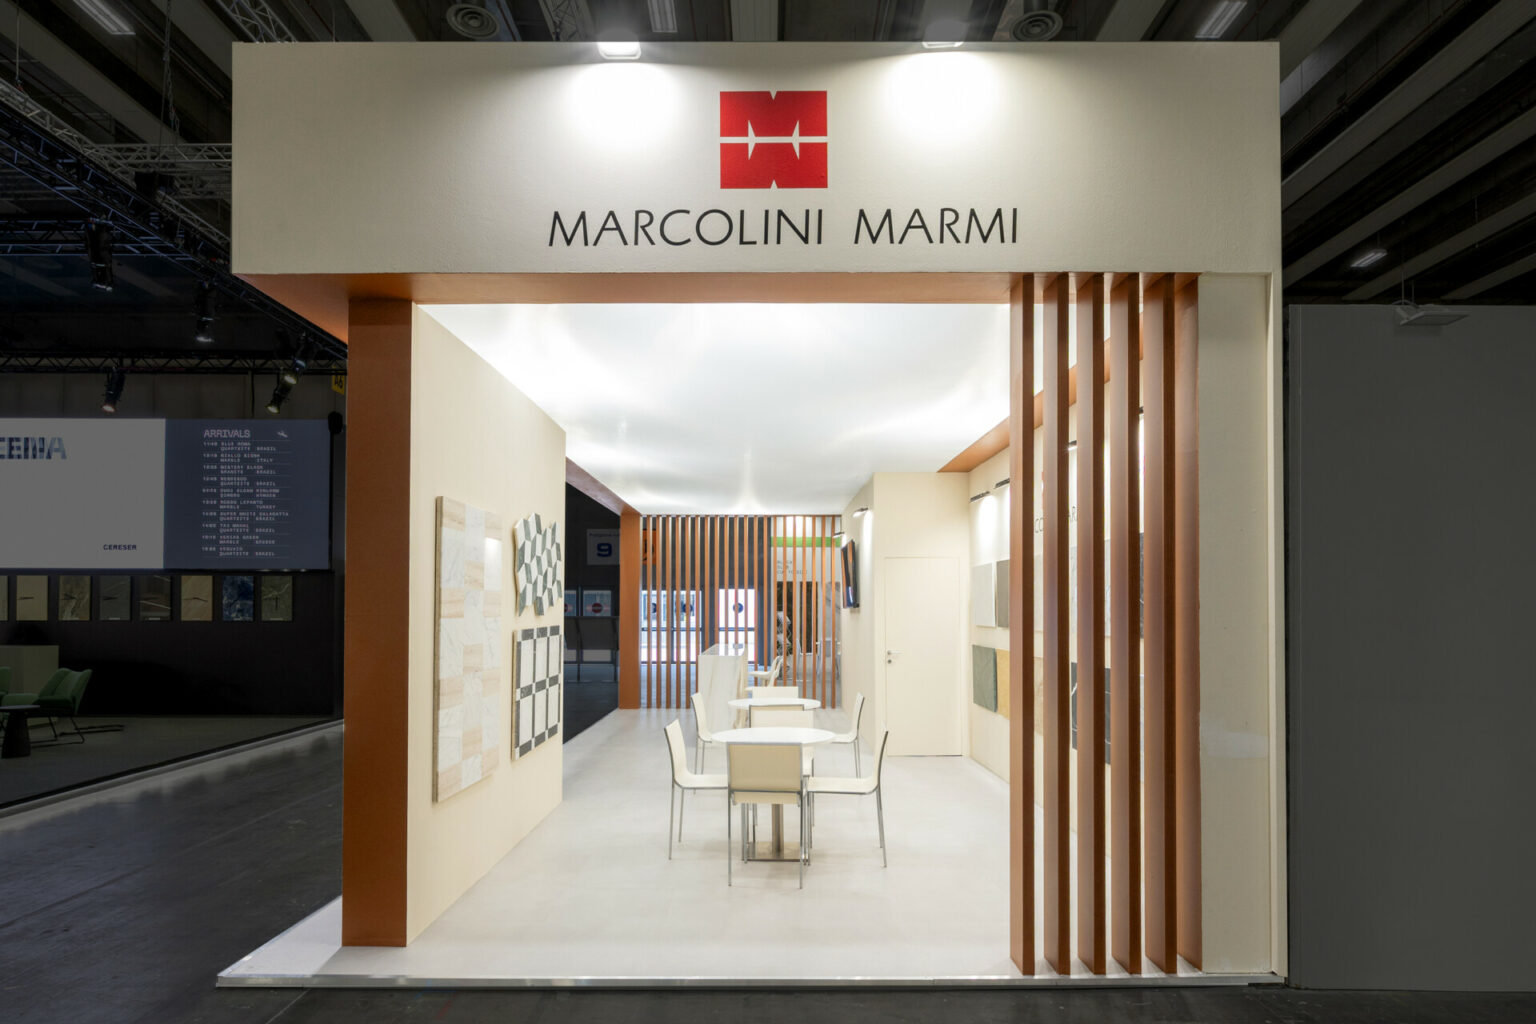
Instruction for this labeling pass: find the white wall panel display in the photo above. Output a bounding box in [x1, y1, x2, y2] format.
[514, 513, 562, 614]
[971, 562, 997, 627]
[514, 625, 562, 757]
[435, 497, 503, 801]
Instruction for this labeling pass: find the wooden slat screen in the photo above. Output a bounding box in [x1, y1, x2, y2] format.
[1020, 271, 1200, 977]
[1007, 274, 1037, 974]
[635, 513, 842, 709]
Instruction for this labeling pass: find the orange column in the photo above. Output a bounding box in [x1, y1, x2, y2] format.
[1007, 274, 1037, 975]
[1174, 279, 1203, 969]
[342, 299, 412, 947]
[619, 510, 641, 709]
[1076, 272, 1107, 975]
[1109, 274, 1143, 974]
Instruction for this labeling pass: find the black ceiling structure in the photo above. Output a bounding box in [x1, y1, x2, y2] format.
[0, 0, 1532, 374]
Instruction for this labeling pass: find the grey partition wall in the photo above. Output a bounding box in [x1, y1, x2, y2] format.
[1287, 304, 1536, 990]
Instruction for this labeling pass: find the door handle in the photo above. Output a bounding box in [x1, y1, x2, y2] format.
[886, 649, 900, 664]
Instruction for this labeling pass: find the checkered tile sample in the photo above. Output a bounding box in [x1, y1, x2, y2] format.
[515, 625, 562, 757]
[514, 513, 563, 615]
[434, 497, 503, 801]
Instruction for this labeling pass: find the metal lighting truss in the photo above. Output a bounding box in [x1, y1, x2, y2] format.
[0, 96, 345, 361]
[540, 0, 594, 41]
[0, 350, 347, 376]
[205, 0, 298, 43]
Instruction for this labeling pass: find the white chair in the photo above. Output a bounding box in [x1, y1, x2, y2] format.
[727, 743, 806, 887]
[748, 685, 799, 699]
[690, 691, 720, 773]
[830, 692, 867, 775]
[807, 730, 890, 867]
[749, 706, 815, 774]
[663, 720, 725, 859]
[747, 654, 783, 689]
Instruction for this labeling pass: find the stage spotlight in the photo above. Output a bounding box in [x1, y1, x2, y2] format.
[101, 367, 127, 413]
[266, 378, 293, 415]
[85, 219, 115, 292]
[194, 281, 217, 343]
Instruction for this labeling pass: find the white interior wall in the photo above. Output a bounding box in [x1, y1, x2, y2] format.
[967, 448, 1012, 781]
[839, 479, 876, 748]
[405, 308, 566, 939]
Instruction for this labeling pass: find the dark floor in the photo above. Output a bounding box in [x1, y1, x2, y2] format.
[0, 714, 332, 807]
[562, 660, 616, 740]
[1, 725, 1532, 1024]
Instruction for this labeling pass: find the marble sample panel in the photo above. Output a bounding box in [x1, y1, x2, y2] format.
[514, 512, 562, 615]
[970, 563, 996, 628]
[181, 575, 213, 621]
[100, 576, 131, 621]
[16, 576, 47, 621]
[58, 575, 91, 621]
[222, 576, 255, 621]
[435, 498, 502, 801]
[261, 575, 293, 621]
[971, 644, 997, 712]
[994, 559, 1010, 626]
[514, 624, 562, 757]
[996, 648, 1011, 719]
[141, 575, 173, 621]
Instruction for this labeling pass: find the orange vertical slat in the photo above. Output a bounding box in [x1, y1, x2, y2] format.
[1042, 274, 1071, 975]
[795, 515, 804, 694]
[1174, 279, 1202, 969]
[1109, 274, 1143, 974]
[831, 514, 840, 707]
[619, 510, 640, 709]
[1142, 274, 1178, 972]
[814, 515, 824, 704]
[1076, 272, 1107, 975]
[686, 516, 695, 700]
[667, 515, 677, 709]
[1007, 273, 1037, 975]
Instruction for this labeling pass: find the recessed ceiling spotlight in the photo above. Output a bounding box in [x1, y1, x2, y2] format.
[648, 0, 677, 34]
[922, 19, 967, 49]
[73, 0, 134, 36]
[1349, 248, 1388, 269]
[1194, 0, 1246, 40]
[597, 34, 641, 60]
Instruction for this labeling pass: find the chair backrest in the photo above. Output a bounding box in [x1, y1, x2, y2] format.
[763, 655, 784, 681]
[689, 691, 713, 742]
[67, 669, 92, 711]
[849, 691, 866, 733]
[37, 668, 71, 700]
[751, 705, 812, 729]
[749, 685, 799, 699]
[728, 743, 801, 795]
[872, 730, 891, 783]
[663, 720, 688, 782]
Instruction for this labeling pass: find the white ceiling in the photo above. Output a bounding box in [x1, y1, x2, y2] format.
[423, 303, 1010, 514]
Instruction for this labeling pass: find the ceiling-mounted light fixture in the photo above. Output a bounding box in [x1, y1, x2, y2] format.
[1195, 1, 1246, 40]
[1393, 300, 1467, 328]
[280, 337, 311, 386]
[84, 219, 115, 292]
[597, 33, 641, 59]
[922, 19, 966, 48]
[647, 0, 677, 33]
[1350, 248, 1388, 270]
[266, 378, 294, 415]
[193, 281, 217, 343]
[970, 492, 988, 503]
[995, 478, 1011, 490]
[101, 367, 127, 414]
[73, 0, 134, 36]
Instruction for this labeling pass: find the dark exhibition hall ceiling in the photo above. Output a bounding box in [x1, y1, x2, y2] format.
[1, 0, 1533, 371]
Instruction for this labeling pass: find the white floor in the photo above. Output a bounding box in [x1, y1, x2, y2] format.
[220, 709, 1250, 987]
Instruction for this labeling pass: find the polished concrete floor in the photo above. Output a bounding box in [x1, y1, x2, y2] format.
[0, 714, 332, 808]
[1, 720, 1533, 1022]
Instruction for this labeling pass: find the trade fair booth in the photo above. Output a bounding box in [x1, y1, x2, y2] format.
[219, 40, 1282, 986]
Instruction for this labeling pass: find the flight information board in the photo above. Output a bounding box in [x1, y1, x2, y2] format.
[0, 418, 331, 571]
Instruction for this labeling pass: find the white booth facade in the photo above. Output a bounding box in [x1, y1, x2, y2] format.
[225, 41, 1283, 984]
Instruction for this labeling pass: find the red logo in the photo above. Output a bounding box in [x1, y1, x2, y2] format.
[719, 91, 827, 189]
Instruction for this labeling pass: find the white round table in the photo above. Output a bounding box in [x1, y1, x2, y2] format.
[713, 727, 833, 862]
[726, 697, 822, 711]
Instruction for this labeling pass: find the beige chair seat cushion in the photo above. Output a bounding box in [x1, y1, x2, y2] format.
[807, 775, 877, 796]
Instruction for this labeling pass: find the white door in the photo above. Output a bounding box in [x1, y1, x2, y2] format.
[883, 556, 962, 755]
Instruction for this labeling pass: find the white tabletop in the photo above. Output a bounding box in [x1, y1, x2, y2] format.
[711, 727, 835, 746]
[727, 697, 822, 710]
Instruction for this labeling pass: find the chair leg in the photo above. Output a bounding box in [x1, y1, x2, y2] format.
[695, 739, 703, 774]
[668, 785, 675, 860]
[876, 787, 887, 868]
[855, 742, 861, 777]
[798, 801, 804, 889]
[727, 798, 733, 886]
[678, 783, 686, 840]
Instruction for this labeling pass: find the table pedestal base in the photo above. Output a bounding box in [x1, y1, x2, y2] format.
[742, 805, 810, 863]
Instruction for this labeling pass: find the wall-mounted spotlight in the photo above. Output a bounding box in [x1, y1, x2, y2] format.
[280, 337, 311, 386]
[84, 219, 115, 292]
[193, 281, 217, 343]
[970, 492, 988, 503]
[266, 378, 294, 415]
[995, 478, 1011, 490]
[852, 506, 870, 516]
[1066, 439, 1078, 450]
[597, 33, 641, 59]
[922, 19, 966, 48]
[101, 366, 126, 414]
